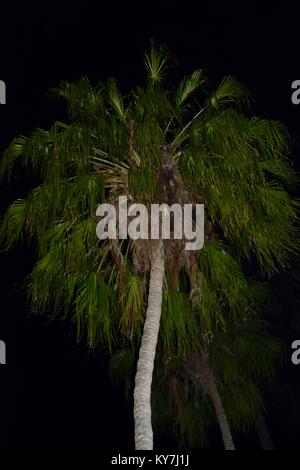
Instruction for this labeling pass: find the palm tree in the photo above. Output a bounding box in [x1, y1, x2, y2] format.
[0, 44, 298, 449]
[152, 315, 281, 450]
[182, 318, 281, 450]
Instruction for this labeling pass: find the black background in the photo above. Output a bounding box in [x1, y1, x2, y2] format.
[0, 1, 300, 449]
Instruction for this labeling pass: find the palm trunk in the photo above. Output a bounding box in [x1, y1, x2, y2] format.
[134, 240, 164, 450]
[255, 414, 274, 450]
[206, 369, 235, 450]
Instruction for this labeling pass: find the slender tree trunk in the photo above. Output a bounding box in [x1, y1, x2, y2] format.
[206, 369, 236, 450]
[134, 240, 164, 450]
[255, 414, 274, 450]
[186, 351, 236, 450]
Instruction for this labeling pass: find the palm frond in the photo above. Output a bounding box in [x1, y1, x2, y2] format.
[210, 76, 251, 110]
[176, 70, 205, 107]
[108, 79, 127, 122]
[144, 43, 168, 83]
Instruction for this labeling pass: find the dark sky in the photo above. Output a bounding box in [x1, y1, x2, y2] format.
[0, 1, 300, 450]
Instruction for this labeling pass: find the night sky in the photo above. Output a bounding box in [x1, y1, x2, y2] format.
[0, 1, 300, 450]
